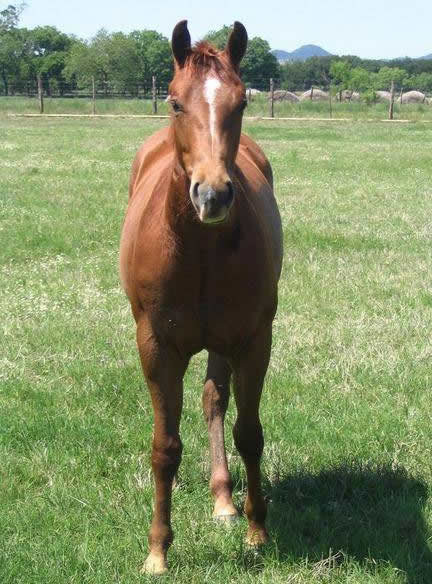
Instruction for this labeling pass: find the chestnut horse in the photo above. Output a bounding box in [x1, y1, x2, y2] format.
[120, 20, 283, 573]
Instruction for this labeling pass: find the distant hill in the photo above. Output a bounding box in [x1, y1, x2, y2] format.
[272, 45, 332, 62]
[273, 47, 432, 62]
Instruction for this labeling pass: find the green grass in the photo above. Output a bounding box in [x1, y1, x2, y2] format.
[1, 113, 432, 583]
[248, 96, 432, 120]
[2, 94, 432, 121]
[0, 95, 170, 115]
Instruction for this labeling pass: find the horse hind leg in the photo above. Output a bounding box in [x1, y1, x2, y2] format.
[202, 351, 238, 520]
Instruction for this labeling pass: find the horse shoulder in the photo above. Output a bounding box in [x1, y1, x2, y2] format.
[121, 127, 175, 305]
[129, 126, 173, 200]
[239, 133, 273, 188]
[237, 134, 283, 280]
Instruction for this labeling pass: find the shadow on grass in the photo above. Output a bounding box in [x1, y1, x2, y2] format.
[265, 462, 432, 583]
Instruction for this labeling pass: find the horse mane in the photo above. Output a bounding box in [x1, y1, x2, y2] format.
[183, 41, 232, 79]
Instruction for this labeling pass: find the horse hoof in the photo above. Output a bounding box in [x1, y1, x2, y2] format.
[246, 528, 269, 547]
[141, 553, 168, 575]
[213, 499, 239, 521]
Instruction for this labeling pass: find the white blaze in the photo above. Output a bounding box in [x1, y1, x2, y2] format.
[203, 77, 221, 152]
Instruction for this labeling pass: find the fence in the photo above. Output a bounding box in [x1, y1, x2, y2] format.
[3, 76, 431, 121]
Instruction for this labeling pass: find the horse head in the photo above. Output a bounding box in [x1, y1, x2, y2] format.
[168, 20, 248, 224]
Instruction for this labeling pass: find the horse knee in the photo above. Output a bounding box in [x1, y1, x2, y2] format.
[152, 435, 183, 479]
[233, 420, 264, 462]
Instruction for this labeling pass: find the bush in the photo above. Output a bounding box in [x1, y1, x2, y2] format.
[362, 90, 377, 105]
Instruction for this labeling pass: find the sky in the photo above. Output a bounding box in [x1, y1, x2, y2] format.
[7, 0, 432, 60]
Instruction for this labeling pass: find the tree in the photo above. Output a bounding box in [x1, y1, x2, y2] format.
[0, 28, 20, 93]
[329, 61, 374, 100]
[86, 29, 111, 94]
[101, 31, 139, 94]
[350, 67, 372, 93]
[129, 30, 172, 90]
[410, 72, 432, 93]
[204, 25, 231, 50]
[330, 60, 352, 96]
[205, 26, 279, 90]
[280, 60, 309, 91]
[67, 30, 140, 95]
[28, 26, 73, 94]
[66, 30, 172, 96]
[0, 3, 26, 31]
[375, 66, 407, 91]
[63, 39, 99, 90]
[0, 3, 27, 94]
[241, 37, 279, 89]
[281, 56, 334, 92]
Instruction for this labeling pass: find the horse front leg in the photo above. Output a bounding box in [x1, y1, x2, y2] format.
[136, 319, 188, 574]
[232, 325, 272, 546]
[203, 352, 238, 520]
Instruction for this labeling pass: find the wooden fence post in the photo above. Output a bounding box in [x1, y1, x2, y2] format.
[329, 85, 333, 119]
[310, 86, 314, 101]
[152, 76, 157, 114]
[92, 76, 96, 115]
[269, 78, 274, 118]
[388, 79, 395, 120]
[37, 75, 44, 114]
[247, 87, 251, 104]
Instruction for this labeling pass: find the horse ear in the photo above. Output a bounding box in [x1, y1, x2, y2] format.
[225, 21, 248, 71]
[172, 20, 191, 68]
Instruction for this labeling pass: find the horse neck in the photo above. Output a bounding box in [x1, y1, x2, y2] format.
[164, 140, 194, 233]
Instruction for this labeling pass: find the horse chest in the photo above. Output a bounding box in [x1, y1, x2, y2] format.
[153, 243, 276, 356]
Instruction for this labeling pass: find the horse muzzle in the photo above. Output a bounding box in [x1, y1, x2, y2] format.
[190, 181, 234, 224]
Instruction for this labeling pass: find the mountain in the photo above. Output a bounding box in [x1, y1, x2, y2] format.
[272, 49, 294, 61]
[272, 45, 332, 62]
[418, 53, 432, 59]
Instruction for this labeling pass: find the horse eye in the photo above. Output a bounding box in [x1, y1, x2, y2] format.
[171, 100, 183, 113]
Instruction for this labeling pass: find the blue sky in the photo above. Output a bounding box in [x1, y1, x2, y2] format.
[8, 0, 432, 59]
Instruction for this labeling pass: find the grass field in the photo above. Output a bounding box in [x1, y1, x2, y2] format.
[1, 112, 432, 583]
[2, 94, 432, 121]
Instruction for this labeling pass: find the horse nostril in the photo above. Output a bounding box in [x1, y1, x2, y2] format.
[192, 182, 200, 200]
[225, 181, 234, 206]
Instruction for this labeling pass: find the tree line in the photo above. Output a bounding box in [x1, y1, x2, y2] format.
[280, 56, 432, 97]
[1, 4, 432, 98]
[0, 5, 280, 95]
